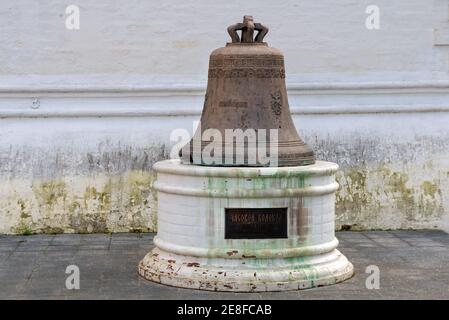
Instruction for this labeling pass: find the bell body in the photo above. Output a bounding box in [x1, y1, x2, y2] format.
[181, 42, 315, 167]
[140, 17, 353, 292]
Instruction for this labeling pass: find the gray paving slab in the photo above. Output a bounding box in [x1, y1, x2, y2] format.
[0, 230, 448, 299]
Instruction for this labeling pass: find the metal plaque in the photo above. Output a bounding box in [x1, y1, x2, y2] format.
[225, 208, 287, 239]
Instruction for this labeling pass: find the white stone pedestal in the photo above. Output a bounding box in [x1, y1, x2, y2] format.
[139, 159, 353, 292]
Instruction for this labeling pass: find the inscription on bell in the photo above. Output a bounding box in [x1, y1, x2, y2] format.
[225, 208, 288, 239]
[219, 101, 248, 108]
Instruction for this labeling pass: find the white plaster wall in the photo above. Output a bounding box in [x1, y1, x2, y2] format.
[2, 0, 449, 79]
[1, 0, 448, 233]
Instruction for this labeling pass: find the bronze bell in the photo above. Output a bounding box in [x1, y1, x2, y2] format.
[180, 16, 315, 167]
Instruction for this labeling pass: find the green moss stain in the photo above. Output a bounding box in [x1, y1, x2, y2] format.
[69, 181, 113, 233]
[68, 201, 81, 214]
[67, 171, 154, 233]
[127, 171, 152, 208]
[5, 161, 446, 234]
[336, 166, 444, 230]
[12, 221, 35, 235]
[10, 198, 35, 235]
[18, 199, 31, 219]
[83, 185, 111, 211]
[7, 170, 157, 234]
[40, 226, 64, 234]
[125, 171, 154, 232]
[206, 171, 309, 198]
[336, 169, 377, 215]
[421, 181, 438, 198]
[150, 181, 158, 230]
[33, 181, 67, 208]
[385, 171, 414, 210]
[12, 201, 33, 234]
[418, 180, 443, 218]
[297, 173, 306, 189]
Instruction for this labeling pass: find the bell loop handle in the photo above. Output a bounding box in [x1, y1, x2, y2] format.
[227, 15, 269, 43]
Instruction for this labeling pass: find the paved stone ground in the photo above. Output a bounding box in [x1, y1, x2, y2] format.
[0, 230, 448, 299]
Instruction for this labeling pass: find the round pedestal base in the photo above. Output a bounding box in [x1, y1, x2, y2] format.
[138, 247, 353, 292]
[139, 160, 354, 292]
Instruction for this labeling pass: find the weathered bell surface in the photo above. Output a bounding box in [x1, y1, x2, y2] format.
[180, 16, 315, 166]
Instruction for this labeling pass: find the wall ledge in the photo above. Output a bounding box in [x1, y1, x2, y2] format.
[1, 76, 449, 118]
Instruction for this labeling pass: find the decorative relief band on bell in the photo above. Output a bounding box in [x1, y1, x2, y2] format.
[209, 56, 284, 68]
[208, 56, 285, 79]
[208, 68, 285, 79]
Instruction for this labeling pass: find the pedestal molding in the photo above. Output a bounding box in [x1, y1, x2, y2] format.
[153, 159, 339, 177]
[153, 236, 339, 259]
[154, 181, 339, 198]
